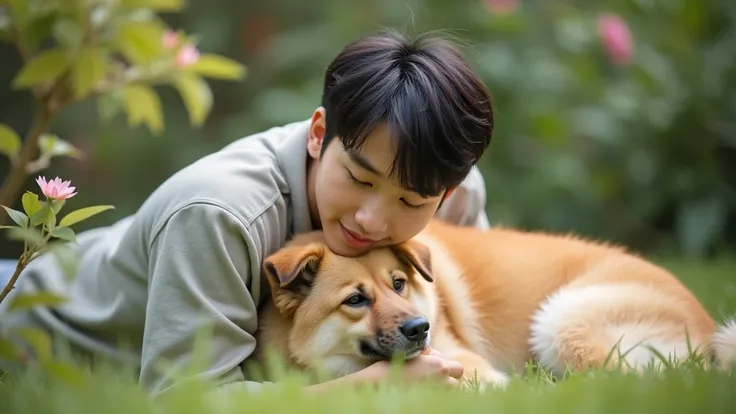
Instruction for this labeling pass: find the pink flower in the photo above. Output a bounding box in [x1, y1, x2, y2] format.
[598, 13, 634, 66]
[484, 0, 519, 16]
[162, 30, 179, 49]
[175, 44, 200, 68]
[36, 176, 77, 200]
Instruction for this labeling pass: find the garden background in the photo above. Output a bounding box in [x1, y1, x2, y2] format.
[1, 1, 736, 413]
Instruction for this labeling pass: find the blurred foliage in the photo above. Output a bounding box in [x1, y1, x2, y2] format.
[0, 0, 248, 383]
[0, 0, 244, 204]
[1, 0, 735, 258]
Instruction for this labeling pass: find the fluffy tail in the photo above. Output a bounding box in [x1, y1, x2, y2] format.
[712, 319, 736, 371]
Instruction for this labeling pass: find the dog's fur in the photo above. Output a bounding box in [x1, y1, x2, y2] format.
[252, 219, 736, 388]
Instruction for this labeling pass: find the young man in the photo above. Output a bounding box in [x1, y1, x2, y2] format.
[0, 30, 494, 395]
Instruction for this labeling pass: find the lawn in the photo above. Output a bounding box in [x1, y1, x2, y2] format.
[1, 255, 735, 414]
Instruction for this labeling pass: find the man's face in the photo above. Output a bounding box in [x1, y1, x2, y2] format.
[307, 110, 445, 257]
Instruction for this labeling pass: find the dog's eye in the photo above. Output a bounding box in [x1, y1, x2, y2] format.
[393, 279, 406, 292]
[343, 293, 369, 307]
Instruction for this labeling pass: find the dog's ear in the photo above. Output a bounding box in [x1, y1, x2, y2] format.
[262, 243, 326, 315]
[390, 239, 433, 282]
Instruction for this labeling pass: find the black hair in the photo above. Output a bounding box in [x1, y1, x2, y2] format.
[320, 30, 494, 198]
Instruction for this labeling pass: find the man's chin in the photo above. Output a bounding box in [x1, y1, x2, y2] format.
[329, 243, 368, 258]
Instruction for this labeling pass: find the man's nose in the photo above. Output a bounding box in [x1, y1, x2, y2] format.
[355, 200, 388, 234]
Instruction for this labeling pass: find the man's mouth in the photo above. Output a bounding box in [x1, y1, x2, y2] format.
[340, 224, 378, 249]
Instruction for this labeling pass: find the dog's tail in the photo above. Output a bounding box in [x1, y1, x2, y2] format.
[711, 318, 736, 371]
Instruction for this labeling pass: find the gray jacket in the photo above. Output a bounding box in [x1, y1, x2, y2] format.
[0, 119, 490, 395]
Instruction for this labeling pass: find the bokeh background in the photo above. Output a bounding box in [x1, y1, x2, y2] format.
[1, 0, 735, 260]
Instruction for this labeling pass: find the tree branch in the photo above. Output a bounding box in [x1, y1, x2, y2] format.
[0, 253, 27, 304]
[0, 100, 55, 225]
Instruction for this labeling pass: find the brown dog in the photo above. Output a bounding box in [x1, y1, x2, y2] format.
[252, 219, 736, 389]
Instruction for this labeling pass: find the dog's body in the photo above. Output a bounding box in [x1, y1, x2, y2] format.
[253, 219, 736, 388]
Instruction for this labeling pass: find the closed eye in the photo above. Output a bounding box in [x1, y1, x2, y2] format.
[400, 198, 423, 210]
[347, 166, 424, 209]
[347, 168, 372, 187]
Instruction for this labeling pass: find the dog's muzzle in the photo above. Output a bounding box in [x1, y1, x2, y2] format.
[359, 316, 431, 360]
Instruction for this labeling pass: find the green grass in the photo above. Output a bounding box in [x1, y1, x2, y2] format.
[2, 365, 735, 414]
[2, 255, 736, 414]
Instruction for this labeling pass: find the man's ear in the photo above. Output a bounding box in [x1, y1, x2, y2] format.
[262, 243, 326, 316]
[306, 107, 326, 160]
[390, 240, 433, 283]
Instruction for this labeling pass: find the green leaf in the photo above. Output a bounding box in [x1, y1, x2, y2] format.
[8, 291, 68, 312]
[30, 201, 57, 230]
[12, 47, 71, 89]
[30, 202, 51, 227]
[113, 21, 163, 65]
[0, 338, 23, 363]
[44, 206, 57, 231]
[59, 205, 115, 227]
[21, 191, 43, 219]
[7, 226, 46, 247]
[50, 199, 66, 214]
[2, 205, 29, 228]
[39, 134, 84, 160]
[41, 359, 86, 386]
[120, 0, 185, 11]
[24, 13, 57, 52]
[51, 226, 76, 243]
[71, 47, 109, 99]
[121, 84, 164, 135]
[12, 327, 52, 361]
[10, 0, 55, 22]
[52, 18, 85, 49]
[5, 0, 28, 22]
[186, 54, 246, 80]
[173, 73, 212, 127]
[0, 123, 21, 159]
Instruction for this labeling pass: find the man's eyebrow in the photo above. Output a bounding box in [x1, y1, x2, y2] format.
[348, 152, 382, 176]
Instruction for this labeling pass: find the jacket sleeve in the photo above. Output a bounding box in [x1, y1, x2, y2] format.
[434, 165, 491, 230]
[140, 201, 270, 395]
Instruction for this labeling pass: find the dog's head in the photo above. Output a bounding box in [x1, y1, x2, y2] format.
[262, 232, 437, 376]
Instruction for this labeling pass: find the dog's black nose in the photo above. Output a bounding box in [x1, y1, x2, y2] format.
[399, 317, 430, 342]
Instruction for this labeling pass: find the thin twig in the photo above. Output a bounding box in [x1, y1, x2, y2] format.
[0, 253, 27, 304]
[0, 103, 55, 225]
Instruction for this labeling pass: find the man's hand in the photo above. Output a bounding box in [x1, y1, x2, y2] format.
[306, 348, 465, 393]
[386, 348, 464, 386]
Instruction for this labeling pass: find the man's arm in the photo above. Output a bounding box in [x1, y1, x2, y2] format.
[434, 165, 490, 229]
[140, 202, 267, 395]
